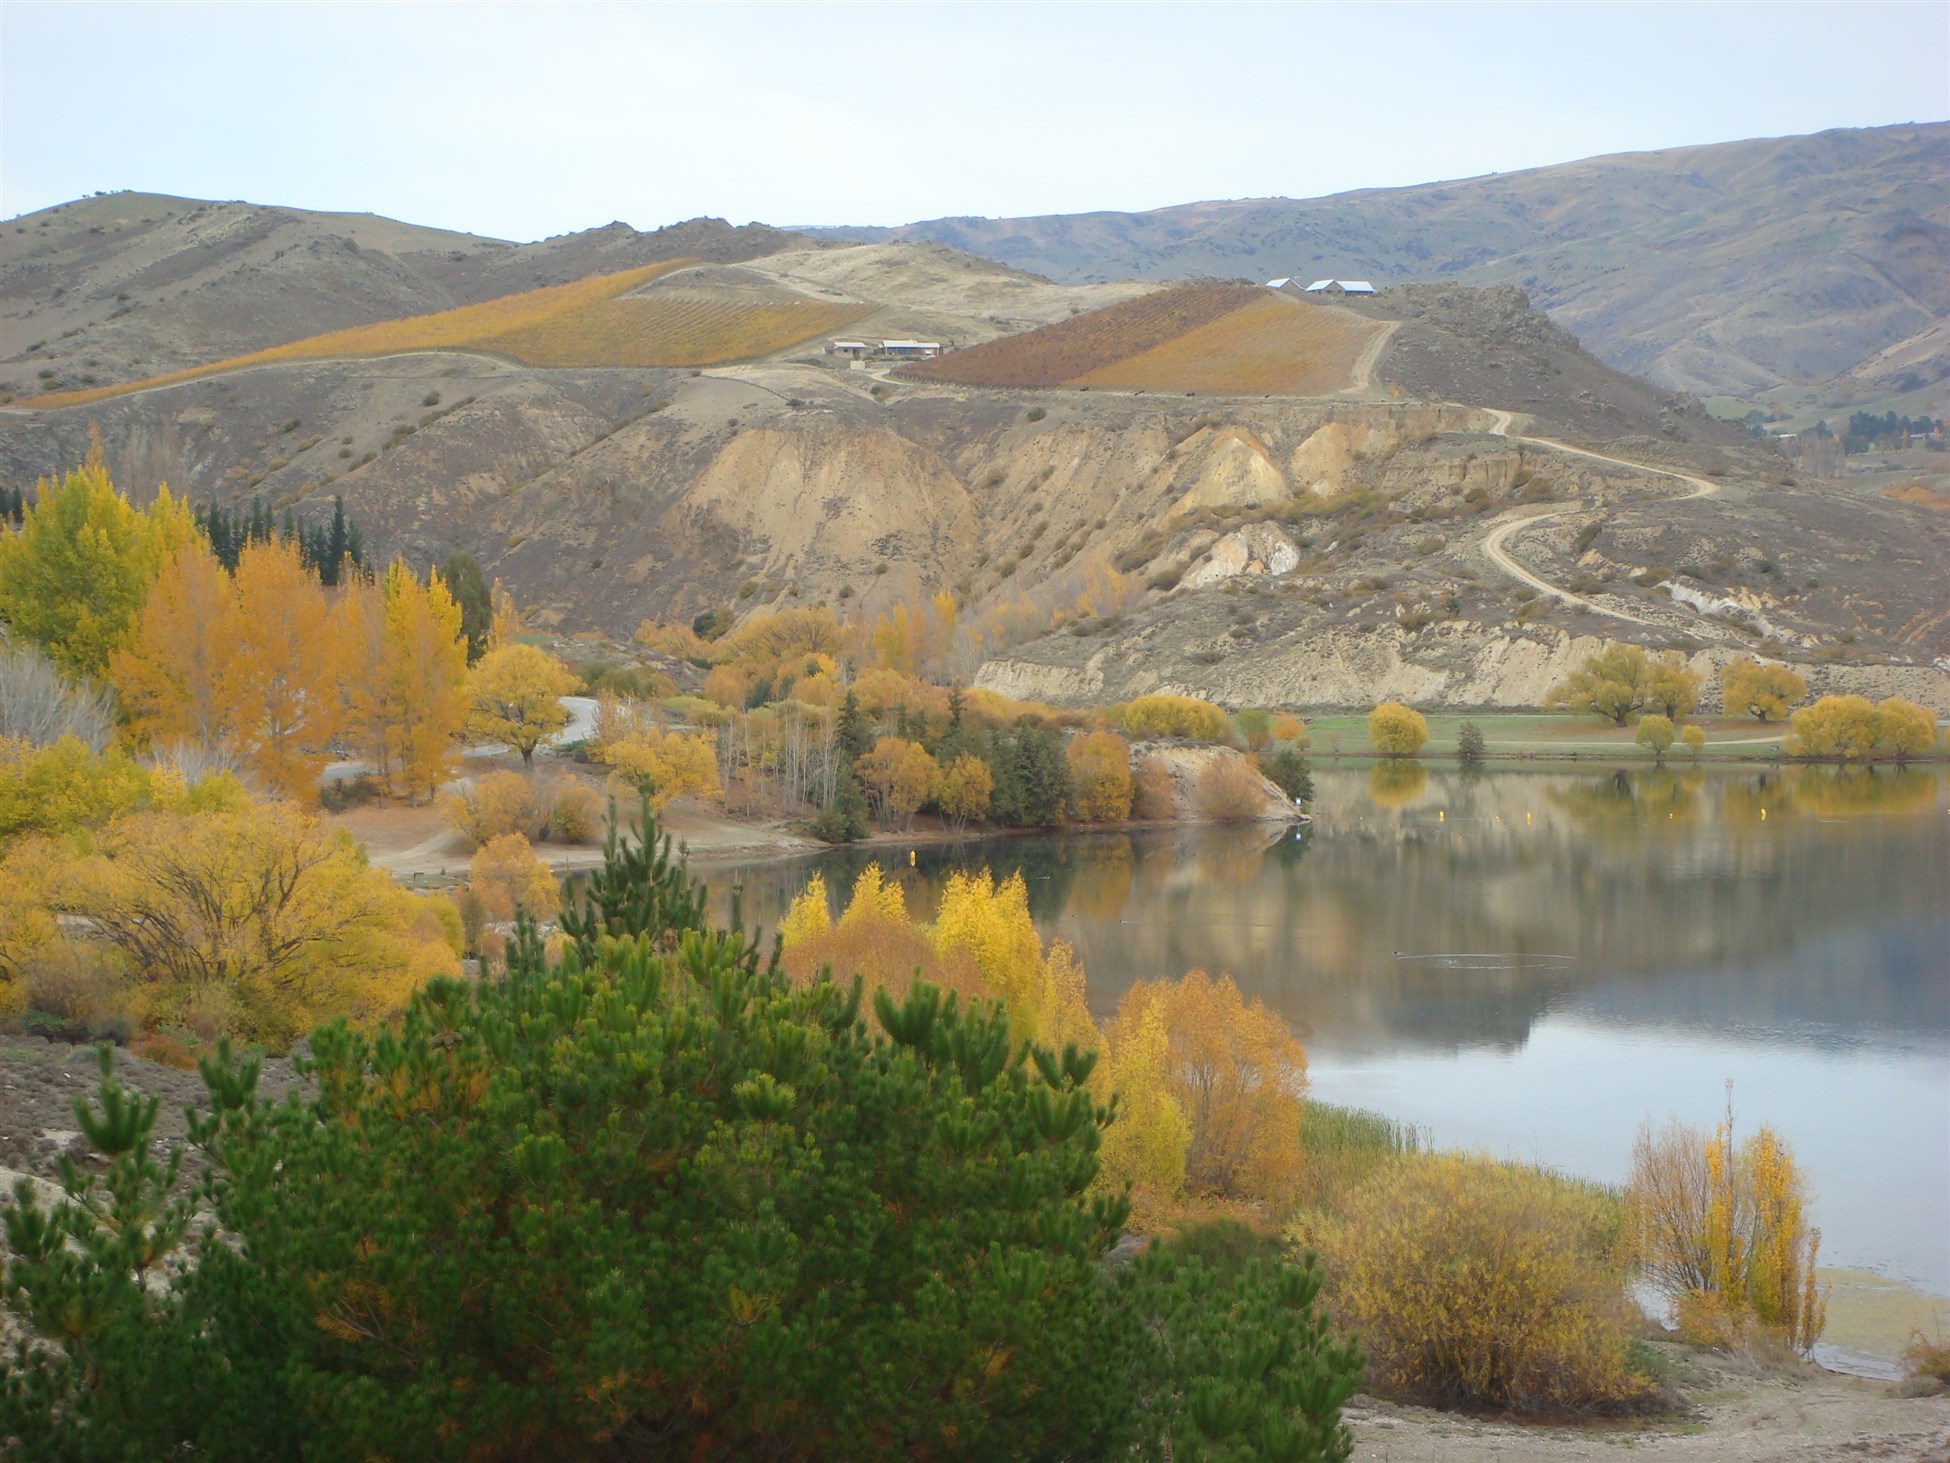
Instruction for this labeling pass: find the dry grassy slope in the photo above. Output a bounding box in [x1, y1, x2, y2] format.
[0, 192, 803, 397]
[901, 282, 1266, 388]
[811, 123, 1950, 401]
[1074, 295, 1380, 395]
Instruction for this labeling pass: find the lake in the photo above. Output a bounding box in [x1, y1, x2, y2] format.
[698, 764, 1950, 1322]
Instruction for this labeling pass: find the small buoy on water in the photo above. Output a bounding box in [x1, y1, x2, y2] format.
[909, 849, 916, 867]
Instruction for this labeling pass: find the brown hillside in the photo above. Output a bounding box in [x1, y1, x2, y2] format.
[25, 263, 870, 406]
[901, 281, 1262, 387]
[813, 123, 1950, 401]
[1074, 294, 1381, 395]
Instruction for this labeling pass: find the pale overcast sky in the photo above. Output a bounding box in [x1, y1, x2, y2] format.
[3, 2, 1946, 241]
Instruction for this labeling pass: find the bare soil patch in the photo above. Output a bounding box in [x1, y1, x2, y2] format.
[1346, 1349, 1949, 1462]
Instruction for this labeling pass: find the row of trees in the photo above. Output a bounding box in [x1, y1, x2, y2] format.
[778, 862, 1311, 1217]
[0, 453, 586, 807]
[194, 493, 366, 584]
[114, 537, 468, 802]
[1543, 643, 1940, 765]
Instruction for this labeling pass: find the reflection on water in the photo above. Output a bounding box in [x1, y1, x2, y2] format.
[701, 766, 1950, 1296]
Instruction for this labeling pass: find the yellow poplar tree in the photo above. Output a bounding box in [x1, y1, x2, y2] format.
[358, 562, 468, 802]
[110, 537, 239, 754]
[227, 537, 340, 800]
[0, 448, 196, 678]
[1067, 730, 1133, 821]
[856, 736, 938, 829]
[931, 869, 1096, 1052]
[1097, 999, 1191, 1206]
[333, 571, 397, 791]
[1111, 969, 1308, 1207]
[52, 799, 454, 1050]
[777, 871, 832, 947]
[935, 753, 994, 833]
[596, 727, 722, 811]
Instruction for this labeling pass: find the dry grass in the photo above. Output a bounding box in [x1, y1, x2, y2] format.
[1075, 295, 1379, 395]
[472, 291, 870, 369]
[901, 282, 1264, 388]
[1882, 480, 1950, 511]
[26, 262, 869, 406]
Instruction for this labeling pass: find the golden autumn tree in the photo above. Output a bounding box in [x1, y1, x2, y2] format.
[0, 447, 197, 678]
[386, 562, 469, 801]
[110, 537, 239, 755]
[333, 568, 396, 789]
[1787, 694, 1880, 761]
[1096, 998, 1191, 1209]
[338, 563, 469, 802]
[856, 736, 938, 829]
[47, 799, 455, 1050]
[935, 753, 994, 833]
[463, 642, 575, 768]
[1067, 730, 1133, 821]
[597, 726, 721, 811]
[1367, 701, 1430, 755]
[1722, 657, 1806, 723]
[1872, 697, 1937, 763]
[488, 578, 523, 651]
[778, 864, 987, 1012]
[1109, 969, 1307, 1208]
[467, 832, 560, 923]
[932, 868, 1097, 1053]
[226, 537, 341, 799]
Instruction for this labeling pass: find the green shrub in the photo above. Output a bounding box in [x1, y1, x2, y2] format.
[1262, 747, 1314, 804]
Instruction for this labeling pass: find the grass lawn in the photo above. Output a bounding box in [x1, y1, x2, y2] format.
[1298, 711, 1787, 760]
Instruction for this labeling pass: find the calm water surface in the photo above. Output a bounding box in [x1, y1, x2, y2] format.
[700, 765, 1950, 1301]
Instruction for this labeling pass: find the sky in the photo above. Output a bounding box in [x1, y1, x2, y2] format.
[3, 2, 1946, 242]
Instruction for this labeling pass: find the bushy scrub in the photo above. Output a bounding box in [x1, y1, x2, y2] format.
[440, 767, 543, 846]
[1366, 702, 1428, 756]
[2, 811, 1364, 1462]
[1308, 1153, 1662, 1417]
[1197, 754, 1270, 821]
[1625, 1112, 1826, 1353]
[1068, 729, 1134, 820]
[1110, 970, 1307, 1210]
[1117, 693, 1231, 743]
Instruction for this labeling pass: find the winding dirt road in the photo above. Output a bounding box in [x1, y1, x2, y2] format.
[1474, 411, 1721, 626]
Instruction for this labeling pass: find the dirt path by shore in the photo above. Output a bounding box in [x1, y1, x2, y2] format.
[1347, 1353, 1948, 1462]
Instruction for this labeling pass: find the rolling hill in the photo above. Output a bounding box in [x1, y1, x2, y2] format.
[23, 262, 880, 406]
[2, 177, 1943, 713]
[809, 123, 1950, 403]
[0, 193, 804, 400]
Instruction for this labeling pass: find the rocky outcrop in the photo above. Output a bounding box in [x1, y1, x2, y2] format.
[1133, 742, 1300, 822]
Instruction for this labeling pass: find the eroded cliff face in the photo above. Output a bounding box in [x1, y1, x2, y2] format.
[7, 335, 1935, 679]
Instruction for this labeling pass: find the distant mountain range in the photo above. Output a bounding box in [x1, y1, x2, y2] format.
[807, 123, 1950, 402]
